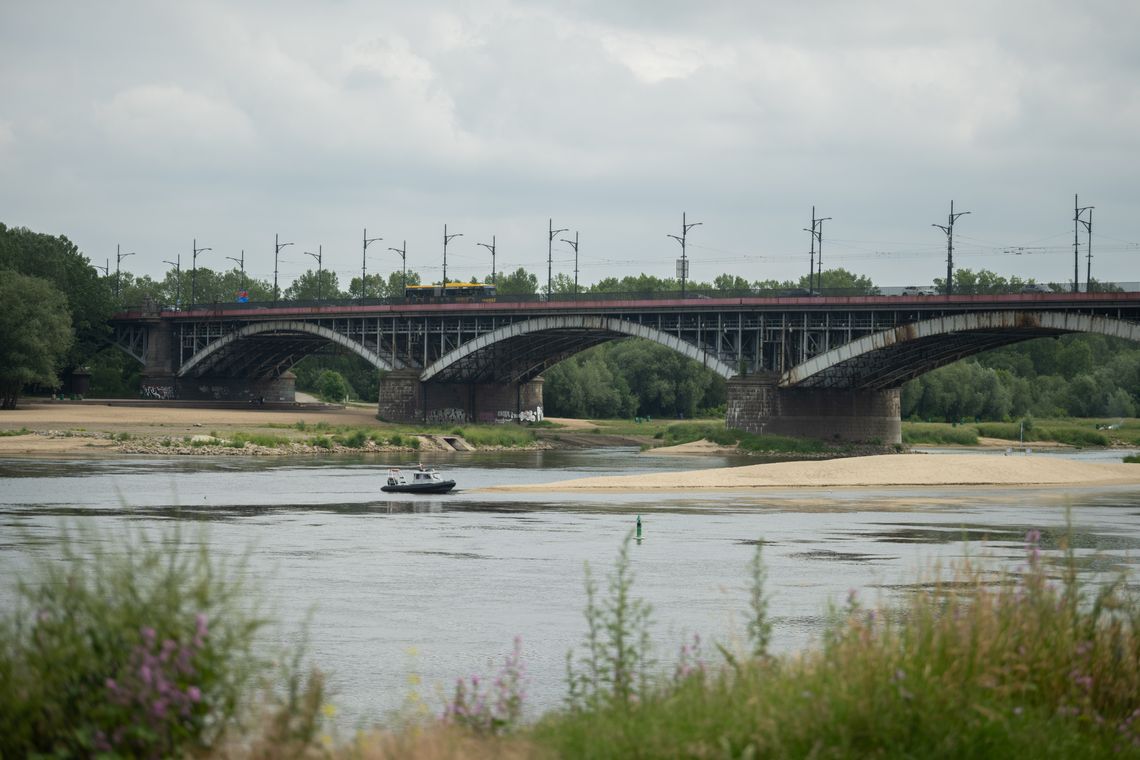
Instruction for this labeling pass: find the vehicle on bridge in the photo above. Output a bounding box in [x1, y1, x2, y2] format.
[381, 466, 456, 494]
[405, 283, 497, 303]
[900, 286, 937, 296]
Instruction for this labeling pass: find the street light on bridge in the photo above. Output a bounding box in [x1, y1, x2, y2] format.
[115, 244, 136, 299]
[932, 201, 970, 297]
[668, 212, 701, 298]
[225, 250, 246, 291]
[163, 255, 181, 307]
[389, 241, 408, 295]
[443, 224, 462, 284]
[1074, 195, 1094, 293]
[191, 239, 211, 306]
[561, 232, 580, 297]
[303, 246, 323, 303]
[477, 236, 497, 287]
[273, 233, 293, 305]
[803, 208, 831, 295]
[547, 219, 567, 299]
[362, 228, 383, 301]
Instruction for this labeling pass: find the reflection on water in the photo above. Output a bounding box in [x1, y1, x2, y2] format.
[1, 447, 1139, 727]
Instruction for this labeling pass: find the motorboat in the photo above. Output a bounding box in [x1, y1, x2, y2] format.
[381, 466, 456, 494]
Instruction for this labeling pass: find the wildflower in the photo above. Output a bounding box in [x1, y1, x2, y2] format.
[321, 703, 337, 718]
[187, 685, 201, 703]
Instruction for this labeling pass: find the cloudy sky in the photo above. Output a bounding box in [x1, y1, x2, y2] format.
[2, 0, 1138, 291]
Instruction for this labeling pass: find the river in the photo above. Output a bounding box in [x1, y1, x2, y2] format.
[2, 447, 1139, 728]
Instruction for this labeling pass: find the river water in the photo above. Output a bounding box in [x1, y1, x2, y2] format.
[2, 447, 1139, 728]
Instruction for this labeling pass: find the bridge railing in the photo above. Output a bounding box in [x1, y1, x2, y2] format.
[126, 281, 1140, 314]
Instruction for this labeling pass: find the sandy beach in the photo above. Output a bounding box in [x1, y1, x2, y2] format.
[483, 453, 1140, 492]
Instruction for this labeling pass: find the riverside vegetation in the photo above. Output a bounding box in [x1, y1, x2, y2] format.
[3, 524, 1139, 758]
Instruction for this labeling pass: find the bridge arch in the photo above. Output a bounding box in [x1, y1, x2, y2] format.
[781, 311, 1140, 389]
[420, 315, 737, 383]
[177, 320, 395, 378]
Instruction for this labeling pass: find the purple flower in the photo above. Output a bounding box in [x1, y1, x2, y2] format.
[187, 685, 201, 702]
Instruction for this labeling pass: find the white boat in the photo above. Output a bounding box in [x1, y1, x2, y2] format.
[381, 466, 456, 494]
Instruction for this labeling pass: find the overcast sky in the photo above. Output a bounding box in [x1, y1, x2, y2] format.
[2, 1, 1138, 290]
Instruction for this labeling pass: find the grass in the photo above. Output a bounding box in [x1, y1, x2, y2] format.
[0, 427, 31, 437]
[660, 421, 829, 454]
[0, 525, 324, 759]
[903, 419, 1124, 448]
[902, 422, 980, 445]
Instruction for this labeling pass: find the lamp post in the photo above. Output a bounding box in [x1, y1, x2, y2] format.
[548, 219, 567, 299]
[443, 224, 462, 284]
[303, 246, 323, 303]
[191, 238, 211, 306]
[163, 255, 181, 307]
[1074, 195, 1094, 293]
[667, 212, 702, 298]
[225, 250, 246, 290]
[389, 241, 408, 295]
[477, 236, 497, 287]
[802, 209, 831, 294]
[274, 233, 293, 305]
[561, 232, 580, 296]
[115, 244, 136, 298]
[362, 228, 383, 301]
[95, 259, 110, 276]
[932, 201, 970, 296]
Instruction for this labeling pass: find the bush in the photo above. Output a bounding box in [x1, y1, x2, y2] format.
[314, 370, 350, 403]
[0, 527, 268, 758]
[334, 429, 369, 448]
[902, 423, 980, 445]
[308, 435, 333, 450]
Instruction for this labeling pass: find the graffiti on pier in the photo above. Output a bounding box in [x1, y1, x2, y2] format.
[427, 407, 468, 425]
[494, 406, 544, 424]
[141, 384, 175, 400]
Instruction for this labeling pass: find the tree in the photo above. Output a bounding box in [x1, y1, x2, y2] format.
[315, 369, 350, 403]
[0, 272, 75, 408]
[495, 267, 539, 296]
[800, 268, 879, 295]
[0, 223, 113, 369]
[283, 269, 345, 302]
[349, 270, 422, 300]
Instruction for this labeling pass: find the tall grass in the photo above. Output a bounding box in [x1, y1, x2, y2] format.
[902, 422, 980, 445]
[524, 531, 1140, 759]
[0, 525, 325, 758]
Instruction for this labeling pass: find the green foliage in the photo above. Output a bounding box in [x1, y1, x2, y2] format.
[308, 435, 333, 449]
[0, 427, 30, 436]
[226, 432, 292, 449]
[333, 429, 369, 448]
[661, 422, 828, 453]
[565, 533, 654, 713]
[495, 267, 539, 296]
[0, 525, 267, 758]
[282, 268, 345, 302]
[0, 271, 75, 408]
[314, 369, 350, 403]
[532, 532, 1140, 759]
[0, 223, 113, 369]
[901, 423, 979, 445]
[747, 542, 772, 658]
[1124, 454, 1140, 463]
[545, 340, 725, 420]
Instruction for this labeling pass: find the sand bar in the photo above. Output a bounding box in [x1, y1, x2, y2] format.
[483, 453, 1140, 492]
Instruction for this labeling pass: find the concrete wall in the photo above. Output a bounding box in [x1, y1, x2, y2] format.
[377, 371, 545, 425]
[174, 373, 296, 403]
[726, 373, 901, 445]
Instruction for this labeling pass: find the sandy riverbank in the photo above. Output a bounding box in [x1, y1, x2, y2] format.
[0, 401, 385, 455]
[482, 453, 1140, 492]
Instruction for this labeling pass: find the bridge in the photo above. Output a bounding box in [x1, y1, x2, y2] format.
[111, 289, 1140, 444]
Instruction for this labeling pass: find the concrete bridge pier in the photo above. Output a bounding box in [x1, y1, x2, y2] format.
[378, 370, 544, 425]
[726, 373, 901, 445]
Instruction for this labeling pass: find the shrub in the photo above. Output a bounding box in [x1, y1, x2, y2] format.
[0, 527, 268, 759]
[314, 370, 350, 403]
[334, 429, 369, 448]
[308, 435, 333, 450]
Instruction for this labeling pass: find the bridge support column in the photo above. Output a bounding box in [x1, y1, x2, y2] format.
[139, 319, 177, 400]
[377, 370, 544, 425]
[726, 374, 901, 445]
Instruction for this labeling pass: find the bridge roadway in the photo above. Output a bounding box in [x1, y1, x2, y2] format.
[111, 290, 1140, 444]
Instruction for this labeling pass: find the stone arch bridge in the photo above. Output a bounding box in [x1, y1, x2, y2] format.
[111, 291, 1140, 443]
